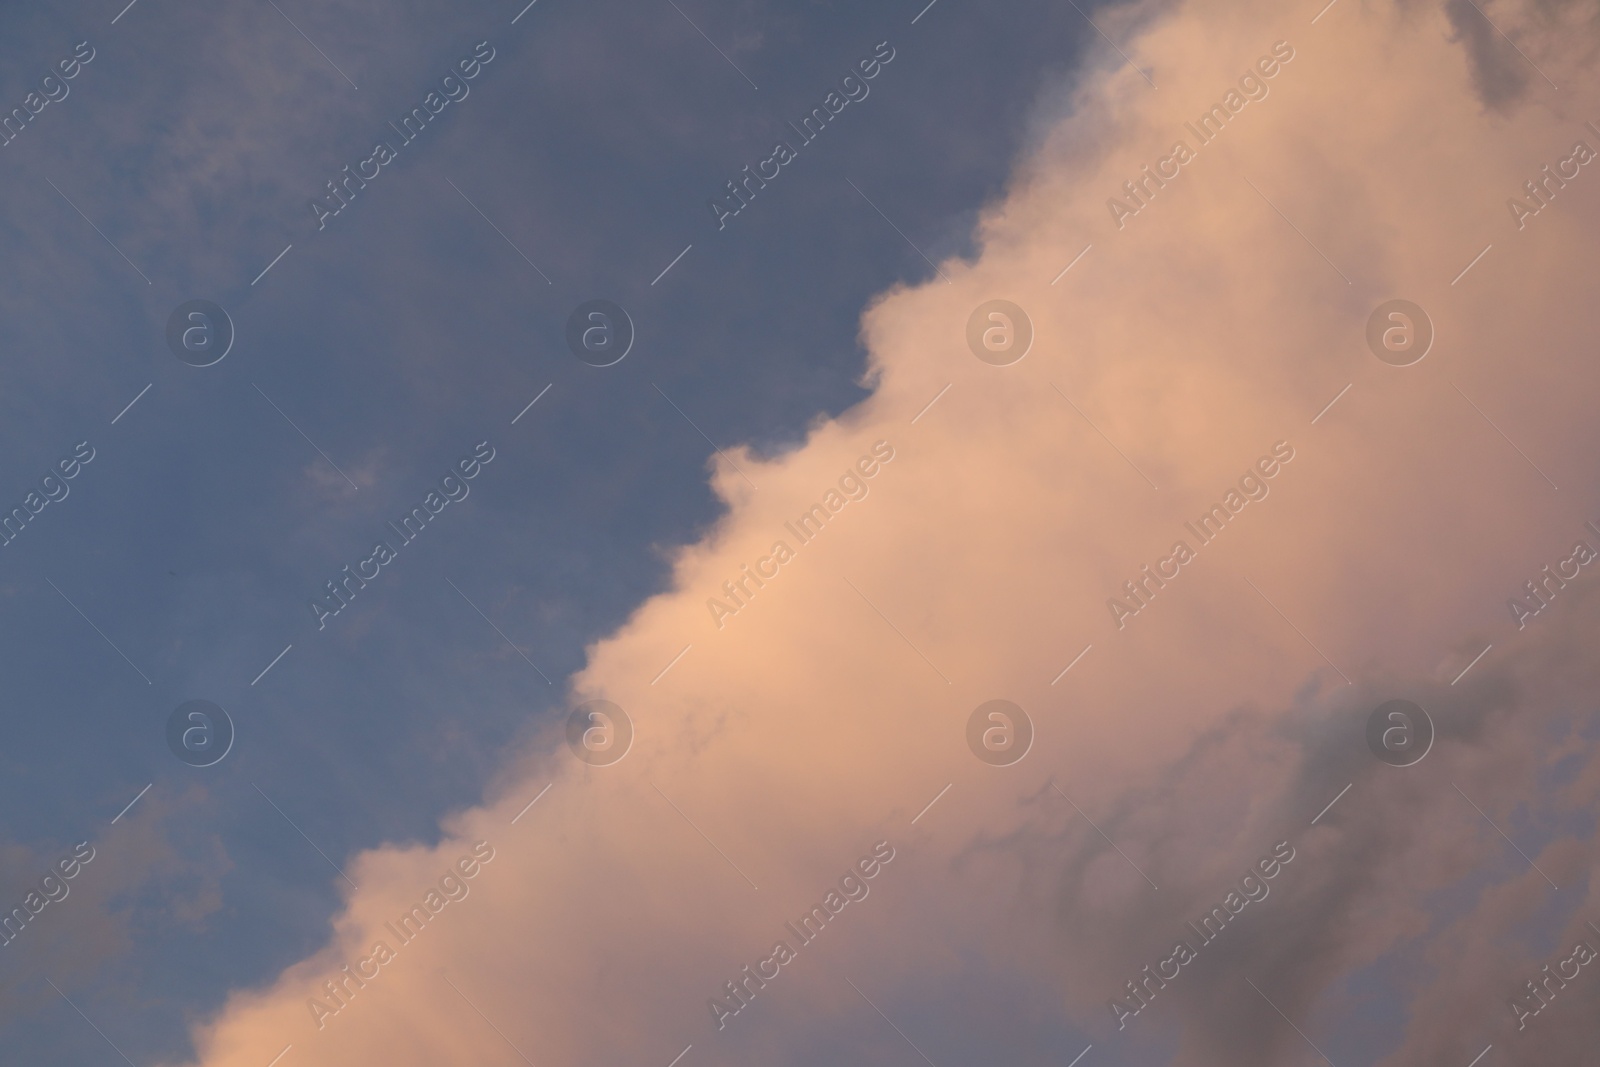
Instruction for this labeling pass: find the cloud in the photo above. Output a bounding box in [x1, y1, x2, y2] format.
[167, 1, 1600, 1065]
[0, 786, 229, 1033]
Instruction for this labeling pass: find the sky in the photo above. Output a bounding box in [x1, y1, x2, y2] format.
[4, 0, 1600, 1065]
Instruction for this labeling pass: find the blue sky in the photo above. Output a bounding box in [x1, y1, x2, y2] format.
[9, 2, 1600, 1066]
[0, 0, 1102, 1062]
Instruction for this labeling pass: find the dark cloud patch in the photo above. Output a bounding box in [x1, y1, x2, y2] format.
[963, 578, 1600, 1066]
[1444, 0, 1532, 108]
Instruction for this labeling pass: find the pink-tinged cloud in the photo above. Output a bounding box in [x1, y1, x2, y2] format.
[172, 1, 1600, 1065]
